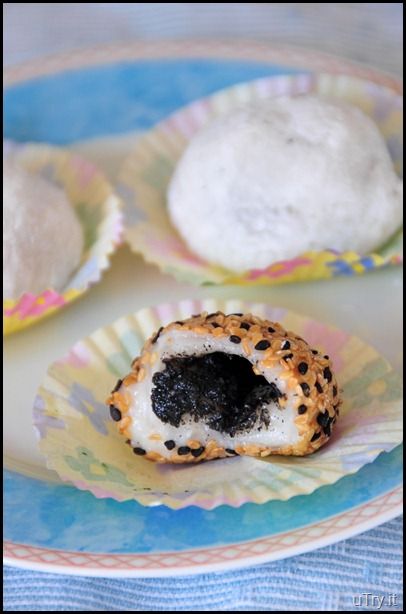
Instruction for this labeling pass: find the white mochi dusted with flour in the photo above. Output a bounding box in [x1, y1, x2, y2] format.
[168, 95, 403, 272]
[3, 157, 84, 298]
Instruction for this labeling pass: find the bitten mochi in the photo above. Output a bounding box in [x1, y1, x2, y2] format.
[107, 312, 341, 463]
[3, 157, 84, 298]
[168, 95, 403, 272]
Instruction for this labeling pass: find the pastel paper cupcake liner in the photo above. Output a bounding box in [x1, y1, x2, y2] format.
[3, 142, 123, 335]
[120, 73, 403, 286]
[34, 299, 403, 510]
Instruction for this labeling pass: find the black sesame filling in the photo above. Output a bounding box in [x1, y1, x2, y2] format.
[151, 352, 284, 437]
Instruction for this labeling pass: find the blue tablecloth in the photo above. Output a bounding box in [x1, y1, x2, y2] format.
[4, 517, 403, 611]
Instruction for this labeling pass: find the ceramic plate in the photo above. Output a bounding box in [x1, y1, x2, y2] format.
[4, 42, 402, 576]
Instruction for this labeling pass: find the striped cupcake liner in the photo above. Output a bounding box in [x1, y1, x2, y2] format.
[3, 143, 123, 335]
[34, 299, 403, 510]
[120, 73, 403, 286]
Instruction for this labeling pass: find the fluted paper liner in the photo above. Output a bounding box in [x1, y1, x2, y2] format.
[4, 142, 123, 334]
[120, 73, 403, 285]
[34, 299, 403, 510]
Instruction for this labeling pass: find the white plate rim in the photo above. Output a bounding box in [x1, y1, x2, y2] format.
[4, 486, 402, 577]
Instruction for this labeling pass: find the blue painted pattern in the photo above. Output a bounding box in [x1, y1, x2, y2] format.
[4, 446, 402, 553]
[4, 60, 300, 144]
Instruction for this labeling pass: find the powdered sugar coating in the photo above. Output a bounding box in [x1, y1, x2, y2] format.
[168, 95, 403, 272]
[3, 157, 83, 298]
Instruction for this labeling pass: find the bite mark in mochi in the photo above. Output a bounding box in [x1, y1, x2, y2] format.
[151, 352, 284, 436]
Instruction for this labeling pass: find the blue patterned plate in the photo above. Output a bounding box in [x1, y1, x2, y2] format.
[4, 42, 402, 576]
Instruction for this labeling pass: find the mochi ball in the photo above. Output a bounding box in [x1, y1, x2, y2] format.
[3, 157, 84, 298]
[168, 95, 403, 272]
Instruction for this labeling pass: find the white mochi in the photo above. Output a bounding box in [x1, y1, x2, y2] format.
[168, 95, 402, 272]
[3, 157, 84, 298]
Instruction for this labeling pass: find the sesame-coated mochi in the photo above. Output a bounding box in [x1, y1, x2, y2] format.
[107, 312, 341, 463]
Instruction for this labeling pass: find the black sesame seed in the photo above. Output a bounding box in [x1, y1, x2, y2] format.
[191, 446, 205, 458]
[231, 312, 243, 316]
[324, 355, 330, 360]
[211, 322, 221, 328]
[255, 339, 271, 351]
[298, 362, 308, 375]
[300, 382, 311, 397]
[283, 353, 294, 360]
[298, 404, 307, 414]
[311, 349, 318, 355]
[311, 431, 321, 442]
[323, 422, 332, 437]
[333, 385, 338, 396]
[240, 322, 250, 330]
[207, 312, 221, 318]
[323, 367, 333, 382]
[164, 440, 176, 450]
[109, 405, 122, 421]
[268, 327, 276, 333]
[178, 446, 191, 456]
[230, 335, 241, 344]
[226, 448, 239, 455]
[175, 320, 184, 325]
[112, 378, 123, 393]
[281, 340, 291, 350]
[315, 382, 323, 393]
[151, 326, 164, 344]
[133, 447, 146, 455]
[317, 411, 330, 428]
